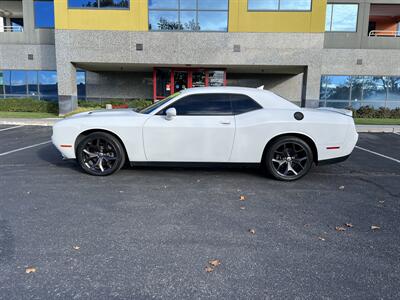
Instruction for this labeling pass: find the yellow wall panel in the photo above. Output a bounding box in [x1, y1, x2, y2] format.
[229, 0, 327, 33]
[54, 0, 148, 31]
[55, 0, 326, 33]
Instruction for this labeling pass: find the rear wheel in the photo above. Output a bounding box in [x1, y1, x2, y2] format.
[265, 136, 313, 181]
[76, 132, 125, 176]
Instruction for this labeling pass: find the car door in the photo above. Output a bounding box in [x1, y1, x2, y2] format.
[143, 93, 235, 162]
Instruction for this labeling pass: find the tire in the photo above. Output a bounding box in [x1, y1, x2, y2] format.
[76, 132, 126, 176]
[264, 136, 313, 181]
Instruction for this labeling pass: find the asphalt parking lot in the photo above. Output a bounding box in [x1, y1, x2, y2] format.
[0, 125, 399, 299]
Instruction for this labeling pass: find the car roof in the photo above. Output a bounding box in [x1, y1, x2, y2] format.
[179, 86, 298, 109]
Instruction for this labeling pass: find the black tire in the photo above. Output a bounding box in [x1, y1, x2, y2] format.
[264, 136, 313, 181]
[76, 132, 126, 176]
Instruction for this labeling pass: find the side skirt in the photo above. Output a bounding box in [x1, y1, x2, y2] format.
[130, 161, 261, 169]
[317, 154, 351, 166]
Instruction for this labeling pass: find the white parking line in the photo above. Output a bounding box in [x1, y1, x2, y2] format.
[0, 141, 51, 157]
[394, 132, 400, 136]
[0, 125, 24, 132]
[355, 146, 400, 164]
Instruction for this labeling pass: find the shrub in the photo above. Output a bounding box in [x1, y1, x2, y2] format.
[352, 106, 400, 119]
[78, 99, 152, 110]
[0, 98, 59, 114]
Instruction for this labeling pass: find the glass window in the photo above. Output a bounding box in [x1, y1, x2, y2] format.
[350, 76, 363, 101]
[198, 11, 228, 31]
[34, 1, 55, 29]
[39, 71, 58, 100]
[180, 0, 196, 9]
[248, 0, 311, 11]
[99, 0, 129, 8]
[326, 4, 358, 32]
[0, 72, 3, 95]
[192, 71, 206, 87]
[10, 71, 27, 95]
[69, 0, 98, 7]
[149, 11, 180, 31]
[77, 71, 86, 99]
[208, 71, 225, 86]
[3, 71, 11, 94]
[27, 71, 39, 96]
[148, 0, 228, 31]
[167, 94, 232, 115]
[198, 0, 228, 10]
[10, 18, 24, 32]
[323, 76, 351, 100]
[148, 0, 178, 9]
[279, 0, 311, 10]
[231, 94, 262, 114]
[386, 77, 400, 100]
[155, 69, 172, 98]
[363, 76, 387, 102]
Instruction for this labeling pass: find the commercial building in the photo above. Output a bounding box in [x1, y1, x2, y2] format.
[1, 0, 400, 114]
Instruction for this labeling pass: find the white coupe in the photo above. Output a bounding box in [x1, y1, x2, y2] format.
[52, 87, 358, 181]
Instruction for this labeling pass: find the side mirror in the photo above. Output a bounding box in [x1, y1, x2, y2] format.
[165, 107, 177, 120]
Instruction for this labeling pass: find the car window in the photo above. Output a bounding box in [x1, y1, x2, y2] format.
[159, 93, 232, 116]
[139, 92, 181, 114]
[231, 94, 263, 115]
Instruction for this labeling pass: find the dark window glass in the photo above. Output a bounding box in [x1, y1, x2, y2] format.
[10, 18, 24, 32]
[166, 94, 232, 115]
[34, 1, 55, 28]
[10, 71, 27, 95]
[0, 71, 3, 95]
[155, 69, 172, 98]
[27, 71, 39, 96]
[77, 71, 86, 99]
[99, 0, 129, 8]
[192, 71, 206, 87]
[149, 0, 178, 9]
[39, 71, 58, 100]
[248, 0, 311, 11]
[325, 4, 358, 32]
[69, 0, 98, 7]
[231, 94, 262, 114]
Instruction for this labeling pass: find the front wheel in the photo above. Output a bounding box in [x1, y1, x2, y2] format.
[265, 136, 313, 181]
[76, 132, 125, 176]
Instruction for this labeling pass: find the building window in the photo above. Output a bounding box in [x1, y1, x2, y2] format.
[0, 70, 86, 101]
[320, 75, 400, 109]
[148, 0, 228, 31]
[325, 4, 358, 32]
[248, 0, 311, 11]
[34, 0, 55, 29]
[68, 0, 129, 9]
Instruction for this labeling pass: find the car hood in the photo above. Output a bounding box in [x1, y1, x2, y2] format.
[68, 109, 139, 119]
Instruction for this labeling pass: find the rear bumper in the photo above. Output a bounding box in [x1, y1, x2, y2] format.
[318, 154, 351, 166]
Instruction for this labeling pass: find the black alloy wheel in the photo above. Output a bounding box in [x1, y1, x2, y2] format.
[265, 136, 313, 181]
[76, 132, 125, 176]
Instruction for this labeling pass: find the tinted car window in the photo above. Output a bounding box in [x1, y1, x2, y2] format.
[162, 94, 232, 116]
[231, 94, 262, 114]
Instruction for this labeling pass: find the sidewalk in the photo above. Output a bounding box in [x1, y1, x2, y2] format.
[0, 117, 399, 133]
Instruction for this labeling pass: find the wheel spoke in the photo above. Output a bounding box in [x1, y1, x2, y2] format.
[83, 149, 98, 158]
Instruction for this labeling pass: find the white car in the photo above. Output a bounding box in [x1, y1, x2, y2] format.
[52, 87, 358, 181]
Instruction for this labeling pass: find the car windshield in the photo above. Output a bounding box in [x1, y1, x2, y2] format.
[139, 93, 181, 114]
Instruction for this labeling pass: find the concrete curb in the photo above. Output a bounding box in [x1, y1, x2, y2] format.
[356, 125, 400, 133]
[0, 118, 61, 127]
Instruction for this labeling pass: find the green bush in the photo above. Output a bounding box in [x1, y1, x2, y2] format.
[0, 98, 59, 114]
[352, 106, 400, 119]
[78, 99, 152, 110]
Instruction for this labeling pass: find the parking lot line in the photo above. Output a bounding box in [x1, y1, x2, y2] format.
[355, 146, 400, 164]
[0, 140, 51, 157]
[0, 125, 24, 132]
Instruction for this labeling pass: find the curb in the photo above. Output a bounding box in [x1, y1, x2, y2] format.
[0, 118, 61, 127]
[356, 125, 400, 133]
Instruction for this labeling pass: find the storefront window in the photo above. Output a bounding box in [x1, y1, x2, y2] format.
[192, 71, 206, 87]
[10, 70, 27, 95]
[0, 72, 3, 95]
[77, 71, 86, 99]
[155, 69, 171, 98]
[27, 71, 39, 96]
[38, 71, 58, 100]
[208, 71, 225, 87]
[363, 76, 387, 102]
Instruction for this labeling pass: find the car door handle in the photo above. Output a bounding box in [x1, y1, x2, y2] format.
[220, 121, 231, 125]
